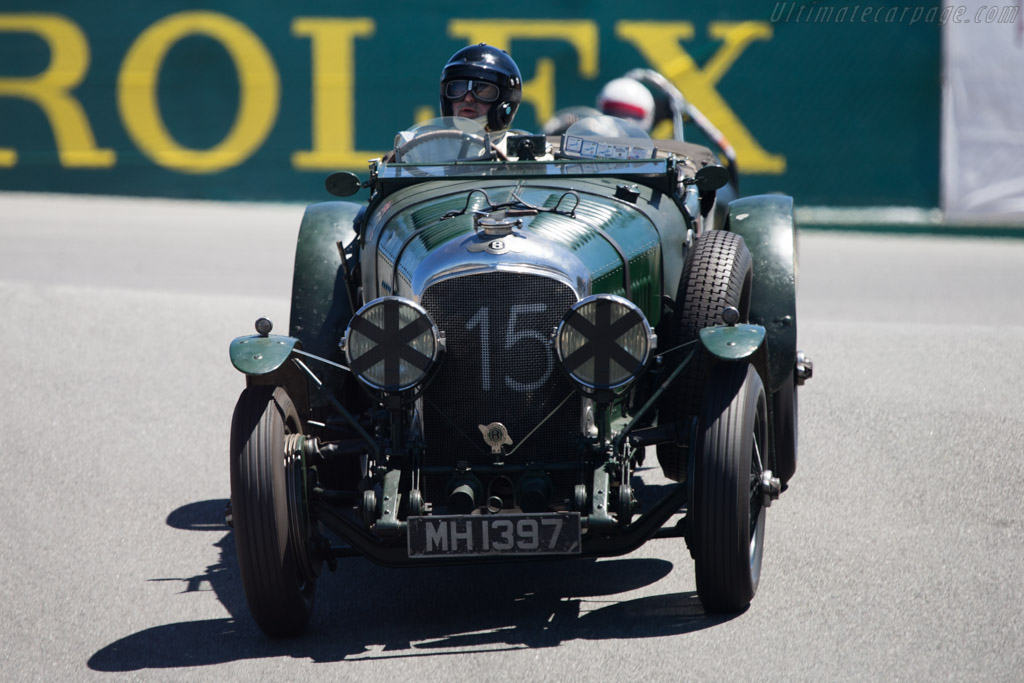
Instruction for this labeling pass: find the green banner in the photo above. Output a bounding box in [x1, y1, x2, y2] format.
[0, 2, 940, 206]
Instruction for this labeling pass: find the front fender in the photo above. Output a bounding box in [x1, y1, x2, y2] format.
[229, 334, 299, 375]
[725, 194, 797, 392]
[699, 323, 771, 390]
[699, 323, 765, 362]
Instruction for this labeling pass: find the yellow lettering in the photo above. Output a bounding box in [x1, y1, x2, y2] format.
[448, 20, 598, 128]
[117, 11, 279, 174]
[651, 119, 674, 140]
[617, 21, 785, 174]
[521, 58, 555, 126]
[292, 17, 380, 170]
[414, 106, 435, 125]
[0, 13, 114, 168]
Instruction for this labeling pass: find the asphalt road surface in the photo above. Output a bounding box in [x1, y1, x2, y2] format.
[2, 192, 1022, 680]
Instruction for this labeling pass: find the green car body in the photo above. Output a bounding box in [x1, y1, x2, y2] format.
[227, 118, 809, 636]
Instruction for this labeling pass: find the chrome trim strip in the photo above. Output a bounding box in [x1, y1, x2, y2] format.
[419, 263, 584, 302]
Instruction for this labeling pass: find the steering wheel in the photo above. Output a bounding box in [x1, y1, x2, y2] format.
[395, 129, 509, 162]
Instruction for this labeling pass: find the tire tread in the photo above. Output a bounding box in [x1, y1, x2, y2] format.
[657, 230, 753, 481]
[230, 386, 315, 637]
[691, 363, 766, 613]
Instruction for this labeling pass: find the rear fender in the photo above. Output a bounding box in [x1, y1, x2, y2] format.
[289, 200, 363, 409]
[290, 201, 362, 360]
[724, 195, 797, 392]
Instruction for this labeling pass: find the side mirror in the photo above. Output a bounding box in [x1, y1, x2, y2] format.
[694, 165, 730, 193]
[325, 171, 363, 197]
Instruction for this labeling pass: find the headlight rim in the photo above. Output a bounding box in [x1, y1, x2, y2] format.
[555, 293, 652, 393]
[343, 295, 442, 393]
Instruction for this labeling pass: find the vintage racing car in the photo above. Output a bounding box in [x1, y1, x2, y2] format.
[227, 115, 811, 636]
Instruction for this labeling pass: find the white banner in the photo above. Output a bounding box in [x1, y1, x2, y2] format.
[943, 2, 1024, 220]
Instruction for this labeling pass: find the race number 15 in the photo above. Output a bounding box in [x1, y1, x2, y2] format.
[465, 303, 552, 392]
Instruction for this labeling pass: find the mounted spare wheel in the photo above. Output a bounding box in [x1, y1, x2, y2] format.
[657, 229, 752, 482]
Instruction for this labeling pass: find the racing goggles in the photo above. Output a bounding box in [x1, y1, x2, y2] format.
[444, 79, 500, 103]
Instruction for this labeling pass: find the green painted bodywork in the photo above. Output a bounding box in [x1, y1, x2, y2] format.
[362, 175, 694, 326]
[230, 334, 299, 375]
[289, 201, 362, 362]
[725, 195, 798, 392]
[699, 324, 766, 361]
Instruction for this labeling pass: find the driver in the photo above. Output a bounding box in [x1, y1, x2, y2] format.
[440, 43, 522, 135]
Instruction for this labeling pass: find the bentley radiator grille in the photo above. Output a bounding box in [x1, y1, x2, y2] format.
[420, 272, 580, 507]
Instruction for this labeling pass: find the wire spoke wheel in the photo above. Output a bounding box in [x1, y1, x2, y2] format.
[691, 363, 769, 613]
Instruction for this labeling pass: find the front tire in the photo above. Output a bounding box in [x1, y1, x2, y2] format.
[691, 363, 768, 613]
[230, 386, 319, 637]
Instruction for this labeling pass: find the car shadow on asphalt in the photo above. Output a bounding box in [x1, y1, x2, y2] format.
[88, 498, 737, 671]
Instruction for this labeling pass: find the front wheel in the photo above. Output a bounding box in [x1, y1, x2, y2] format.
[230, 386, 320, 637]
[690, 363, 769, 613]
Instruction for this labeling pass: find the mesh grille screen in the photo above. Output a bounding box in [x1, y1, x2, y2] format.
[420, 272, 580, 506]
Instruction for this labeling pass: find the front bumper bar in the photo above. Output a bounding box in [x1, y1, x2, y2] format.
[311, 478, 688, 568]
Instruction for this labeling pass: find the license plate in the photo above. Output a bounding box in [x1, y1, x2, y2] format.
[407, 512, 581, 558]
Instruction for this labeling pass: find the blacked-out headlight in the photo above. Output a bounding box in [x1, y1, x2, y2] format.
[344, 297, 441, 392]
[555, 294, 652, 392]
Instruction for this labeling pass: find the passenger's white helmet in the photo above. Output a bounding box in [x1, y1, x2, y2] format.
[596, 78, 656, 132]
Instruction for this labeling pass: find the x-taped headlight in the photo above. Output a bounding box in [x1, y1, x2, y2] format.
[556, 294, 652, 392]
[344, 297, 441, 393]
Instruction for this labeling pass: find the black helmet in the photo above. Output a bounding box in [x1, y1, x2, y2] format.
[440, 44, 522, 131]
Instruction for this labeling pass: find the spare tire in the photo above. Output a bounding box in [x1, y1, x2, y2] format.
[656, 229, 752, 482]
